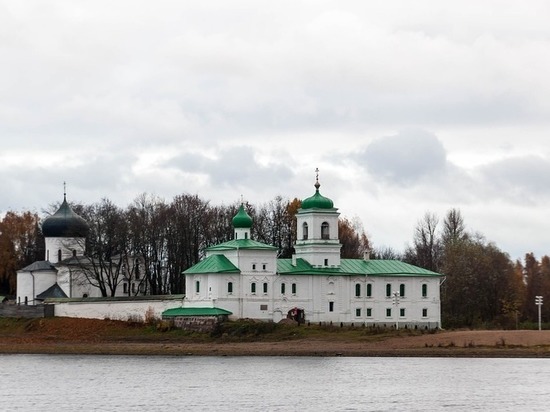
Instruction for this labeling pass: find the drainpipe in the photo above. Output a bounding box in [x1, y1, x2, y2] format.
[29, 271, 35, 305]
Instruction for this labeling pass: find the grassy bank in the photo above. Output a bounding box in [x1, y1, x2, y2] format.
[1, 317, 549, 357]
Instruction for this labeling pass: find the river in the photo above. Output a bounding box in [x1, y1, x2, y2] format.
[1, 355, 549, 411]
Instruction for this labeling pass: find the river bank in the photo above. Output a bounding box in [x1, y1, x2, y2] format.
[1, 317, 549, 357]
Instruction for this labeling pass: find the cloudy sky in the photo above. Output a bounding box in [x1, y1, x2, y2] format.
[2, 0, 550, 261]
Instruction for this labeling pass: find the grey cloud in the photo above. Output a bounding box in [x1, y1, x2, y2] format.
[357, 130, 447, 185]
[479, 155, 550, 203]
[167, 146, 294, 189]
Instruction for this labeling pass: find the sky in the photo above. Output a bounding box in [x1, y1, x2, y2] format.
[2, 0, 550, 261]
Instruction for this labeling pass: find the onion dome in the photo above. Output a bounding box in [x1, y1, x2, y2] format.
[232, 204, 253, 228]
[41, 196, 89, 238]
[301, 175, 334, 209]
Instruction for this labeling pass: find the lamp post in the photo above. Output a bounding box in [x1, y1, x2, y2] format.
[535, 296, 543, 331]
[393, 291, 400, 330]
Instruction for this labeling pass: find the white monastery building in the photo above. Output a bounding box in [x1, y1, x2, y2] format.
[16, 194, 139, 305]
[184, 177, 444, 329]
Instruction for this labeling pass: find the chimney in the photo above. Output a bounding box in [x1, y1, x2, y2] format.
[292, 254, 297, 266]
[363, 250, 370, 261]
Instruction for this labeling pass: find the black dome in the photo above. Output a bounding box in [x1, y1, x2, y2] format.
[41, 198, 89, 238]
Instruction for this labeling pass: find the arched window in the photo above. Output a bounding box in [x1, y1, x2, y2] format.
[355, 283, 361, 297]
[72, 249, 77, 257]
[321, 222, 330, 239]
[302, 222, 308, 240]
[251, 282, 257, 294]
[366, 283, 373, 297]
[57, 249, 62, 262]
[228, 282, 233, 294]
[195, 280, 200, 294]
[263, 282, 268, 294]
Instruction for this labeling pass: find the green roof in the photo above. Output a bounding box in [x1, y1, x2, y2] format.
[277, 258, 442, 277]
[162, 307, 232, 317]
[206, 238, 277, 252]
[232, 204, 253, 228]
[183, 254, 240, 274]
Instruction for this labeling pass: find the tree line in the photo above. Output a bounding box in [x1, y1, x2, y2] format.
[0, 194, 548, 328]
[401, 209, 548, 328]
[0, 193, 368, 298]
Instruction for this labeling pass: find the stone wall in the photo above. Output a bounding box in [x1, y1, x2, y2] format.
[0, 303, 53, 318]
[169, 315, 228, 332]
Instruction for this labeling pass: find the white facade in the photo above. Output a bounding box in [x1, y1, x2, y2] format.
[184, 183, 443, 329]
[16, 197, 137, 305]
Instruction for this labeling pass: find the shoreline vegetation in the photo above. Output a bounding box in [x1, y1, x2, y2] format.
[1, 317, 549, 358]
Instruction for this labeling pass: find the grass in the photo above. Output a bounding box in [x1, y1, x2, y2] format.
[0, 317, 433, 344]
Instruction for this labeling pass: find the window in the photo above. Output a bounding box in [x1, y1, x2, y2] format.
[57, 249, 62, 262]
[399, 284, 405, 298]
[324, 258, 329, 266]
[262, 264, 266, 270]
[263, 282, 268, 294]
[260, 304, 268, 311]
[24, 296, 28, 305]
[123, 283, 128, 294]
[132, 283, 136, 293]
[195, 280, 200, 293]
[386, 308, 392, 317]
[386, 284, 392, 297]
[355, 308, 361, 317]
[303, 222, 308, 240]
[366, 308, 372, 317]
[422, 284, 428, 298]
[291, 283, 297, 295]
[422, 308, 428, 317]
[72, 249, 77, 257]
[281, 283, 286, 294]
[329, 301, 334, 312]
[355, 283, 361, 297]
[366, 283, 372, 297]
[321, 222, 330, 239]
[135, 261, 140, 280]
[400, 308, 405, 317]
[228, 282, 233, 294]
[252, 264, 256, 270]
[251, 282, 257, 294]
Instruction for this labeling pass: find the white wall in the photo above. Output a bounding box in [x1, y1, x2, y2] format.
[53, 298, 184, 321]
[16, 270, 57, 305]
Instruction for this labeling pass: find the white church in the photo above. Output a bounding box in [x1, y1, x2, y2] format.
[184, 177, 443, 329]
[16, 194, 140, 305]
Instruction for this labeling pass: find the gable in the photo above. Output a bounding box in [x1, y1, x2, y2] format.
[183, 254, 240, 275]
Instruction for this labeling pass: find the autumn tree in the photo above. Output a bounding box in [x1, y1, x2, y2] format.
[404, 212, 442, 272]
[253, 196, 296, 258]
[339, 217, 370, 259]
[127, 194, 171, 295]
[77, 199, 130, 297]
[0, 211, 43, 295]
[165, 194, 211, 294]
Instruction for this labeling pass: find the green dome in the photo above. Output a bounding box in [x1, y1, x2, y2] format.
[301, 181, 334, 209]
[232, 204, 253, 228]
